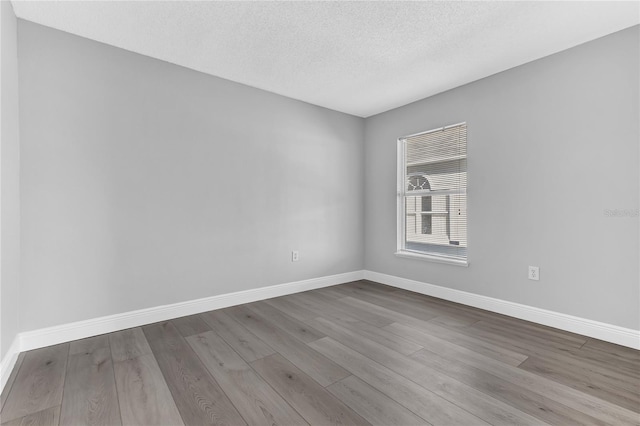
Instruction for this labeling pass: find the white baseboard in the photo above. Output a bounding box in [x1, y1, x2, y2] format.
[0, 336, 21, 394]
[18, 270, 364, 353]
[3, 267, 637, 396]
[364, 270, 640, 350]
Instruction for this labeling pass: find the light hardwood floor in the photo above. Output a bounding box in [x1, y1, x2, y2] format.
[1, 280, 638, 425]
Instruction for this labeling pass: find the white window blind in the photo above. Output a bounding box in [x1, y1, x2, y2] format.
[397, 122, 467, 263]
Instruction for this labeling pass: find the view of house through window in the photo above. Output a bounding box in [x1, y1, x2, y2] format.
[397, 123, 467, 263]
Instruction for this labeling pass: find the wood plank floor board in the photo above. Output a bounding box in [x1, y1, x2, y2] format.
[246, 301, 325, 343]
[224, 305, 350, 387]
[521, 349, 640, 394]
[172, 314, 212, 338]
[384, 320, 528, 366]
[342, 281, 404, 298]
[478, 315, 588, 348]
[309, 337, 490, 426]
[466, 322, 640, 380]
[410, 348, 607, 426]
[142, 321, 246, 426]
[577, 343, 640, 375]
[441, 314, 634, 376]
[471, 320, 589, 353]
[285, 293, 366, 326]
[0, 352, 25, 413]
[391, 324, 640, 426]
[573, 342, 640, 376]
[565, 350, 640, 382]
[519, 356, 640, 412]
[297, 291, 394, 328]
[326, 376, 426, 426]
[408, 313, 476, 330]
[311, 286, 354, 300]
[69, 335, 110, 356]
[326, 282, 371, 296]
[0, 344, 69, 424]
[308, 285, 350, 300]
[389, 290, 520, 329]
[263, 297, 320, 323]
[338, 296, 439, 332]
[340, 283, 480, 328]
[187, 331, 307, 426]
[583, 339, 640, 365]
[339, 281, 404, 297]
[251, 354, 370, 426]
[384, 285, 498, 318]
[409, 361, 551, 426]
[308, 317, 425, 379]
[377, 293, 481, 329]
[422, 320, 529, 366]
[141, 321, 184, 348]
[109, 328, 152, 362]
[60, 346, 121, 426]
[386, 285, 551, 330]
[113, 354, 184, 426]
[347, 281, 398, 293]
[199, 311, 275, 363]
[327, 319, 423, 356]
[1, 405, 60, 426]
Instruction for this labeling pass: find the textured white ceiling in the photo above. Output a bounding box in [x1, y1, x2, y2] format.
[11, 1, 640, 117]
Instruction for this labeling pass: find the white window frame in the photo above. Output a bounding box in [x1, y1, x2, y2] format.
[396, 122, 469, 267]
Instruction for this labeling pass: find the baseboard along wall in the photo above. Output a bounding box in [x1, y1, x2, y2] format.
[2, 269, 638, 394]
[363, 270, 640, 350]
[0, 270, 363, 392]
[0, 337, 21, 395]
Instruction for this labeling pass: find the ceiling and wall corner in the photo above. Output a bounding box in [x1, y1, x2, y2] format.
[9, 1, 640, 117]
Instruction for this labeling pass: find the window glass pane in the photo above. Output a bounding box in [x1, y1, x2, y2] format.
[399, 123, 467, 261]
[405, 194, 466, 247]
[421, 196, 432, 234]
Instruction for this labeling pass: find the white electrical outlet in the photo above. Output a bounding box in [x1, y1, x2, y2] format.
[291, 250, 299, 262]
[528, 266, 539, 281]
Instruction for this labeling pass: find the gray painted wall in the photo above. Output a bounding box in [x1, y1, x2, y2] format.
[18, 21, 364, 331]
[13, 19, 640, 335]
[1, 1, 21, 360]
[365, 26, 639, 330]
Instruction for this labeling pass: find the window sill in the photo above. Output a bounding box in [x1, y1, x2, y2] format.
[395, 250, 469, 267]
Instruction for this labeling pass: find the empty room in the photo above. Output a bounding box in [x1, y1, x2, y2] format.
[0, 1, 639, 425]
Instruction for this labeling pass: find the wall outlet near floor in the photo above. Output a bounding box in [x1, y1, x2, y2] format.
[291, 250, 299, 262]
[528, 266, 539, 281]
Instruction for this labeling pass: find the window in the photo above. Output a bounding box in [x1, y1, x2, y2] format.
[397, 122, 468, 265]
